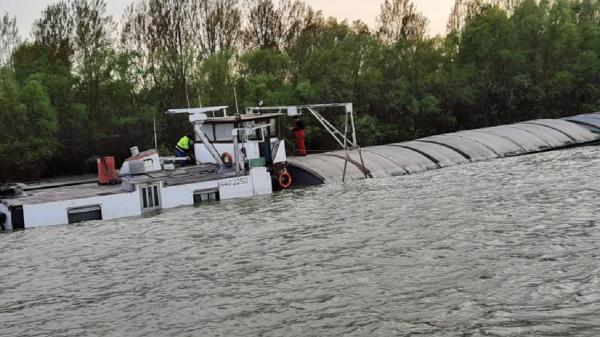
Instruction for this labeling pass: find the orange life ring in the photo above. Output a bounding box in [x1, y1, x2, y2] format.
[278, 171, 293, 189]
[221, 152, 233, 168]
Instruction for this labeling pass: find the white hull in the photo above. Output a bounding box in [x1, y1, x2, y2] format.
[1, 167, 272, 230]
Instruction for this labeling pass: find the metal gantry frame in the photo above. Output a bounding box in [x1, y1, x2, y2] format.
[245, 103, 368, 182]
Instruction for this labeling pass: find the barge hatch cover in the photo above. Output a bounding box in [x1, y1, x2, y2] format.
[288, 113, 599, 185]
[563, 112, 600, 133]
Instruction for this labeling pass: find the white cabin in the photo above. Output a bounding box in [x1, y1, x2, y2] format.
[195, 112, 287, 168]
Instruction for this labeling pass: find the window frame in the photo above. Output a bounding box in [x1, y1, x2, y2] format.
[193, 189, 220, 206]
[67, 205, 103, 224]
[140, 183, 162, 212]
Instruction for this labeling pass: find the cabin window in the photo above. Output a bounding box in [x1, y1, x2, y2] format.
[246, 126, 266, 141]
[201, 125, 215, 142]
[270, 118, 278, 136]
[11, 206, 24, 230]
[68, 205, 102, 224]
[215, 124, 234, 142]
[141, 184, 162, 211]
[193, 189, 220, 205]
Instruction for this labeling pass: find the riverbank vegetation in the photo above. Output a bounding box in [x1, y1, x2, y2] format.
[2, 0, 600, 181]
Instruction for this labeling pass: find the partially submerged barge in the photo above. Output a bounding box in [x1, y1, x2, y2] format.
[287, 113, 600, 184]
[2, 104, 600, 231]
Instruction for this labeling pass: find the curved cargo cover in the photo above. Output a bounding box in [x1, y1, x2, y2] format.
[288, 154, 364, 183]
[511, 123, 572, 147]
[367, 146, 439, 174]
[341, 150, 406, 178]
[524, 119, 597, 142]
[316, 149, 406, 180]
[419, 134, 498, 161]
[456, 130, 524, 157]
[288, 113, 599, 185]
[563, 113, 600, 133]
[394, 141, 469, 167]
[483, 126, 549, 151]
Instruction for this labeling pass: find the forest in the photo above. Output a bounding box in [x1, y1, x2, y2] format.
[2, 0, 600, 181]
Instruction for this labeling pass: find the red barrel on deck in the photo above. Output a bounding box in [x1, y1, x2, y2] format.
[97, 156, 119, 185]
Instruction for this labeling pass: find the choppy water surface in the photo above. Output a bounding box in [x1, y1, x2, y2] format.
[2, 147, 600, 337]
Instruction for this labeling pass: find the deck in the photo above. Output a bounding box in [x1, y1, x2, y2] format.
[1, 163, 243, 207]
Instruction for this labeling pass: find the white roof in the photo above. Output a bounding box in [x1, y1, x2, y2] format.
[166, 106, 229, 115]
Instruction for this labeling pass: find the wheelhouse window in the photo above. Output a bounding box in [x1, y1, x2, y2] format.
[201, 125, 215, 141]
[215, 124, 234, 142]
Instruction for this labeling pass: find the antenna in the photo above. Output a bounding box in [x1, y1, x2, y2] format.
[234, 87, 240, 114]
[153, 118, 158, 150]
[185, 85, 191, 108]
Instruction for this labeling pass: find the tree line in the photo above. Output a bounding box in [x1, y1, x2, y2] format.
[1, 0, 600, 181]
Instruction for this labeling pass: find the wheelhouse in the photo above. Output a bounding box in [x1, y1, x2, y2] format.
[193, 112, 287, 169]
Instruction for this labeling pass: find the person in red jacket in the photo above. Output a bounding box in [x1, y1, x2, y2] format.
[293, 116, 307, 156]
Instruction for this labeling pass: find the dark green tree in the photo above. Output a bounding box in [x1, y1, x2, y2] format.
[0, 68, 58, 180]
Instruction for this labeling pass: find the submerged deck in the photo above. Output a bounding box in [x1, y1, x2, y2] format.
[2, 164, 240, 206]
[288, 113, 600, 185]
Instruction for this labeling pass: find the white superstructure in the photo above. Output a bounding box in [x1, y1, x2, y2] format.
[0, 106, 290, 230]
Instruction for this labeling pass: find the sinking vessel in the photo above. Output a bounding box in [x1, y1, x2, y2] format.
[2, 103, 600, 231]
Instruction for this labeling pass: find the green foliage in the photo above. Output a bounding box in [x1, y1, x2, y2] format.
[3, 0, 600, 181]
[198, 52, 236, 107]
[0, 67, 57, 178]
[238, 49, 294, 106]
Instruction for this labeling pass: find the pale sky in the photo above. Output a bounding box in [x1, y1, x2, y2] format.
[0, 0, 454, 38]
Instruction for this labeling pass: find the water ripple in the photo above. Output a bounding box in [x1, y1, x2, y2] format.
[1, 147, 600, 336]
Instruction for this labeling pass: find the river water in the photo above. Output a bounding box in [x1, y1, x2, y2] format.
[1, 147, 600, 337]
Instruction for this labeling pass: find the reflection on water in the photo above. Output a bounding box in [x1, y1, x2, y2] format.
[1, 147, 600, 337]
